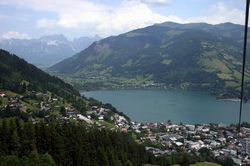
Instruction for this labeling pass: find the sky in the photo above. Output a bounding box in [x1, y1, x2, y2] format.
[0, 0, 246, 40]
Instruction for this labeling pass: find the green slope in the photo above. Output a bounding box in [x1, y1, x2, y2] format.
[0, 49, 130, 121]
[0, 49, 90, 115]
[0, 49, 79, 98]
[50, 22, 250, 98]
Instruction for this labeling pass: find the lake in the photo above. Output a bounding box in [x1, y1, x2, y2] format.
[81, 90, 250, 124]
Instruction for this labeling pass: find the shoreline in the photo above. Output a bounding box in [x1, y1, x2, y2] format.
[218, 98, 241, 102]
[80, 89, 245, 102]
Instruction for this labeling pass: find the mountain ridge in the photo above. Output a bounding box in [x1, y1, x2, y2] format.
[0, 34, 101, 68]
[50, 22, 250, 98]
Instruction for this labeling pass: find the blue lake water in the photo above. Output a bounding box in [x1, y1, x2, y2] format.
[81, 90, 250, 124]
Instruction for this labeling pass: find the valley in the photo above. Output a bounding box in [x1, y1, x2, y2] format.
[1, 0, 250, 165]
[50, 22, 250, 99]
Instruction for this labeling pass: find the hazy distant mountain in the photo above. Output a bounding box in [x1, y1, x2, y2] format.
[0, 34, 100, 68]
[71, 35, 101, 52]
[50, 22, 250, 98]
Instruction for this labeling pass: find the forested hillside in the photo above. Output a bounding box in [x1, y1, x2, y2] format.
[0, 49, 130, 122]
[0, 49, 79, 98]
[0, 118, 156, 166]
[50, 22, 250, 98]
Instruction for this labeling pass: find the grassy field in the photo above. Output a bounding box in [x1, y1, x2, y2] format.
[190, 162, 221, 166]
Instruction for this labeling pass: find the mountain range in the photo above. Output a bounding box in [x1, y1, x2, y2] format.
[50, 22, 250, 98]
[0, 34, 100, 68]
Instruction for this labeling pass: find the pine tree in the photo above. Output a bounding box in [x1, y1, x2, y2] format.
[0, 155, 19, 166]
[38, 153, 56, 166]
[10, 130, 20, 155]
[20, 119, 37, 156]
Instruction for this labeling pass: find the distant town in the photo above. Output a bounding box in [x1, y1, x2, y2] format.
[1, 90, 250, 166]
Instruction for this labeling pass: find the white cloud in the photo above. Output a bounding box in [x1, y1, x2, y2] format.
[1, 31, 30, 40]
[36, 18, 57, 28]
[126, 0, 171, 6]
[56, 1, 178, 36]
[0, 14, 9, 20]
[97, 1, 184, 36]
[0, 0, 177, 36]
[138, 0, 171, 6]
[186, 2, 244, 25]
[0, 0, 245, 37]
